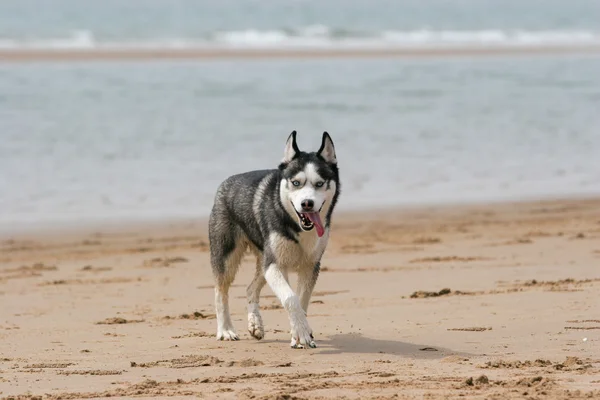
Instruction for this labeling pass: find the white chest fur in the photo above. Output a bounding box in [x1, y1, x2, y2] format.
[269, 229, 329, 269]
[298, 229, 329, 261]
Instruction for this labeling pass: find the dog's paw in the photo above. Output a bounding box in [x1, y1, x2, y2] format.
[216, 329, 239, 341]
[247, 311, 265, 340]
[291, 334, 317, 349]
[290, 317, 316, 349]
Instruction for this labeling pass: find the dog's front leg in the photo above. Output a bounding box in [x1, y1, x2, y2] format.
[264, 263, 316, 349]
[297, 262, 320, 314]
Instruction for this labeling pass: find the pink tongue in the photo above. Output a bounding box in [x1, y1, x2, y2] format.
[306, 213, 325, 237]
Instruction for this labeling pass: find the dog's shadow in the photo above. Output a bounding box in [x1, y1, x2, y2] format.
[311, 333, 469, 359]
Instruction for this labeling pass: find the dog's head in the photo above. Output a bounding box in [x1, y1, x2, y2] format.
[279, 131, 340, 237]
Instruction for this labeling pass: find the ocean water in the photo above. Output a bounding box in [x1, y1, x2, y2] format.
[1, 1, 600, 231]
[1, 0, 600, 49]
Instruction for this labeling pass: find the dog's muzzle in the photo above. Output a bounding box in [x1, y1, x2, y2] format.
[292, 202, 325, 237]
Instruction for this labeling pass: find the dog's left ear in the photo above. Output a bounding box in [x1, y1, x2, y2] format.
[282, 130, 300, 164]
[317, 131, 337, 164]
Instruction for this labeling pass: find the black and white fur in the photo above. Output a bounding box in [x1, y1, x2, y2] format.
[208, 131, 340, 349]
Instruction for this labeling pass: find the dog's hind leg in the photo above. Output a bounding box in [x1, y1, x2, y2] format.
[246, 254, 266, 340]
[210, 218, 246, 341]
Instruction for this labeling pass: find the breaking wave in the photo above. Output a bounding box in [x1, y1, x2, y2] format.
[1, 27, 599, 50]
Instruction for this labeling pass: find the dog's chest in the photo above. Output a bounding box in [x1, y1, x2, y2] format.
[269, 230, 329, 268]
[297, 229, 329, 261]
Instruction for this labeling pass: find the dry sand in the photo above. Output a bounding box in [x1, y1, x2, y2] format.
[1, 45, 600, 63]
[1, 197, 600, 399]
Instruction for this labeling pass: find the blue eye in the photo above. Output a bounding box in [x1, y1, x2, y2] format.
[316, 181, 325, 188]
[292, 180, 301, 187]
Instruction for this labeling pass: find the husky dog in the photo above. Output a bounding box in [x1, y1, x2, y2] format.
[208, 131, 340, 349]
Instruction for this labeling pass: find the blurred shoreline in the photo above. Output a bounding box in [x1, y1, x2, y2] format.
[3, 195, 600, 241]
[2, 44, 600, 62]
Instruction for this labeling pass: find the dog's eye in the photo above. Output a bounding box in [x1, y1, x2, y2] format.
[291, 180, 301, 187]
[315, 181, 325, 188]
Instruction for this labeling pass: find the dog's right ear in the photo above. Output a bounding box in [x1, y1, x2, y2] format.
[282, 130, 300, 164]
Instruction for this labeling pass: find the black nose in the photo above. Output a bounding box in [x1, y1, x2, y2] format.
[301, 199, 314, 211]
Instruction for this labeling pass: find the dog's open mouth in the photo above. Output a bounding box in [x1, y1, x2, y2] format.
[293, 206, 325, 238]
[298, 212, 314, 231]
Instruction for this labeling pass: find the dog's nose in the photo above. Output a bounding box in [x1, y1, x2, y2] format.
[301, 199, 314, 211]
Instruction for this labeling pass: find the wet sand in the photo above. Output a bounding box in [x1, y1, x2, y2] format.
[1, 197, 600, 399]
[1, 45, 600, 62]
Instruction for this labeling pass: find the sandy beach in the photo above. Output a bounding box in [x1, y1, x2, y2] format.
[1, 45, 600, 63]
[1, 197, 599, 399]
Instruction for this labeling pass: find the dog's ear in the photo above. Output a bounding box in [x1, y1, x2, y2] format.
[317, 131, 337, 164]
[282, 130, 300, 164]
